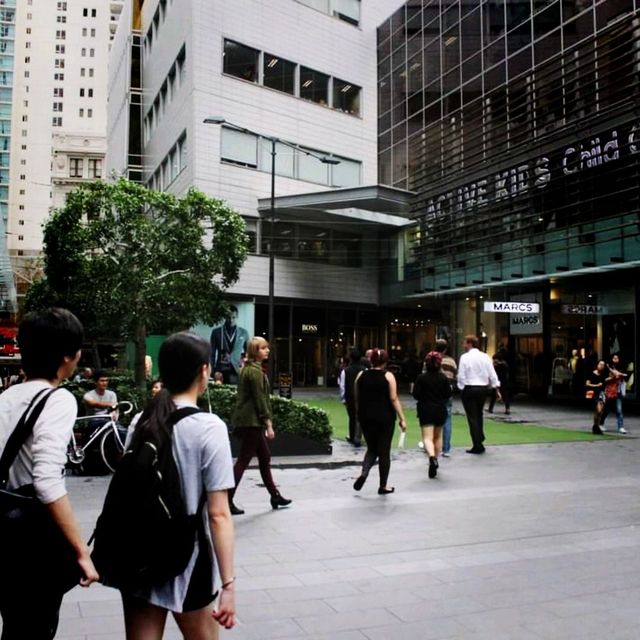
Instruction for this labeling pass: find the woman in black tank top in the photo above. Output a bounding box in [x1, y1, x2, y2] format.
[353, 348, 407, 494]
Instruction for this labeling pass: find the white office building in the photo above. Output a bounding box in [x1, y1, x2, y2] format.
[1, 0, 123, 308]
[109, 0, 411, 385]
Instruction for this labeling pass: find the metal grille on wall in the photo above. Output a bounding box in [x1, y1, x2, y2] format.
[378, 1, 640, 292]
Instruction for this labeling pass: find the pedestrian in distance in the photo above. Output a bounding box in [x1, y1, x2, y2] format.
[119, 332, 236, 638]
[412, 351, 452, 479]
[353, 348, 407, 494]
[228, 337, 291, 515]
[585, 359, 609, 435]
[338, 348, 366, 447]
[487, 350, 511, 415]
[457, 335, 500, 454]
[0, 308, 99, 640]
[434, 338, 457, 457]
[600, 354, 627, 434]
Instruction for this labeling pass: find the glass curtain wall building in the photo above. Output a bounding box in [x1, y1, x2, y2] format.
[0, 0, 16, 312]
[378, 1, 640, 398]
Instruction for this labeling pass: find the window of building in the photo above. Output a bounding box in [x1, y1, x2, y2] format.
[82, 27, 87, 36]
[54, 87, 63, 97]
[52, 117, 62, 126]
[56, 15, 66, 23]
[54, 72, 64, 80]
[53, 102, 63, 112]
[25, 42, 31, 49]
[178, 134, 187, 170]
[332, 78, 361, 115]
[87, 108, 92, 117]
[258, 140, 295, 178]
[88, 88, 93, 97]
[89, 68, 94, 77]
[90, 28, 95, 37]
[221, 127, 258, 167]
[79, 108, 84, 117]
[298, 147, 329, 183]
[81, 48, 86, 56]
[69, 158, 83, 177]
[18, 219, 24, 224]
[55, 45, 65, 54]
[21, 115, 27, 122]
[24, 56, 30, 64]
[91, 8, 96, 17]
[55, 58, 65, 68]
[80, 67, 85, 77]
[333, 0, 360, 25]
[223, 40, 259, 82]
[80, 88, 85, 96]
[56, 30, 66, 39]
[24, 71, 29, 78]
[58, 2, 67, 11]
[83, 8, 87, 17]
[263, 54, 296, 95]
[89, 48, 94, 57]
[300, 67, 329, 105]
[88, 158, 101, 178]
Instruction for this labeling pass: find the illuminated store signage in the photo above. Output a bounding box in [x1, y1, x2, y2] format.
[425, 123, 640, 220]
[301, 324, 318, 333]
[561, 304, 607, 315]
[484, 301, 540, 313]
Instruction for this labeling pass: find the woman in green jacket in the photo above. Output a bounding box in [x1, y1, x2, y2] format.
[228, 337, 291, 515]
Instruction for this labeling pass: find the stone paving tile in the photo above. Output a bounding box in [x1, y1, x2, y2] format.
[388, 595, 488, 622]
[295, 632, 368, 640]
[455, 604, 561, 634]
[323, 589, 423, 614]
[295, 609, 401, 635]
[222, 618, 303, 639]
[236, 598, 335, 624]
[362, 617, 468, 640]
[296, 567, 383, 586]
[267, 582, 361, 603]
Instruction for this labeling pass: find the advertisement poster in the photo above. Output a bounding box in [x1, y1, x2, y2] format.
[191, 301, 255, 384]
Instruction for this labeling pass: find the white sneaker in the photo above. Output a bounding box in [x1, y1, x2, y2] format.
[600, 425, 607, 432]
[418, 441, 424, 449]
[618, 427, 627, 434]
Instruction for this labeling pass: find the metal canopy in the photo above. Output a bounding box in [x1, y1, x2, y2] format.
[257, 184, 414, 229]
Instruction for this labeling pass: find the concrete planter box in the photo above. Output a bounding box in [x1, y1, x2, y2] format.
[229, 431, 332, 456]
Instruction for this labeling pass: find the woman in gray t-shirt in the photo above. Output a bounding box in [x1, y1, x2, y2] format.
[122, 333, 236, 637]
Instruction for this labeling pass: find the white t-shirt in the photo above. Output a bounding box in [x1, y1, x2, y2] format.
[457, 348, 500, 390]
[135, 403, 235, 612]
[0, 380, 78, 504]
[83, 388, 118, 415]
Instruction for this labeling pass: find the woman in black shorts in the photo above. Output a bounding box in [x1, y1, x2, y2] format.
[412, 351, 452, 478]
[353, 348, 407, 494]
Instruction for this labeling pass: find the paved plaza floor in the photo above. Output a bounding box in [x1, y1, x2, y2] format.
[4, 401, 640, 639]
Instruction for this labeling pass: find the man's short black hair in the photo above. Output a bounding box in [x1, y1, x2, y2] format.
[349, 348, 362, 363]
[93, 369, 109, 382]
[18, 308, 83, 380]
[435, 339, 448, 354]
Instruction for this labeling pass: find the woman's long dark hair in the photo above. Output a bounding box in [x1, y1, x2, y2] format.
[130, 332, 211, 448]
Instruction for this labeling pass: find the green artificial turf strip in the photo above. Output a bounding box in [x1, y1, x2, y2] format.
[305, 397, 615, 447]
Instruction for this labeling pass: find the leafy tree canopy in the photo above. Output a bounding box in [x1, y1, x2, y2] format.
[26, 179, 248, 384]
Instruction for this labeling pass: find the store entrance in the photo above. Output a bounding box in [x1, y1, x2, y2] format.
[513, 336, 545, 397]
[293, 337, 324, 386]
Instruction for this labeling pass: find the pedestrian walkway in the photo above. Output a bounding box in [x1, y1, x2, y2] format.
[3, 398, 639, 639]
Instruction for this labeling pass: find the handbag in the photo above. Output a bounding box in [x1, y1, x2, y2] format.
[0, 387, 82, 593]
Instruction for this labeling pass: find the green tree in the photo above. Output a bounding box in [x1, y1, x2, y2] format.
[26, 179, 248, 386]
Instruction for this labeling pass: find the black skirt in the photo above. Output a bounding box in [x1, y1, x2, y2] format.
[417, 403, 447, 427]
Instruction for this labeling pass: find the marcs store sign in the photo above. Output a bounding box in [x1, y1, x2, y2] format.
[484, 301, 540, 314]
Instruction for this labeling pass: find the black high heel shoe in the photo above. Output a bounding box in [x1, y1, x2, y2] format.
[228, 500, 245, 516]
[270, 494, 292, 510]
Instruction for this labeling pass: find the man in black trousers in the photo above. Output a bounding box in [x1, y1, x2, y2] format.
[457, 335, 500, 454]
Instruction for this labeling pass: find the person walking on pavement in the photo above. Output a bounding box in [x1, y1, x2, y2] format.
[600, 354, 627, 434]
[228, 337, 291, 515]
[0, 309, 99, 639]
[412, 351, 452, 478]
[458, 335, 500, 454]
[487, 350, 511, 415]
[585, 359, 609, 435]
[353, 348, 407, 494]
[434, 339, 457, 457]
[338, 348, 366, 447]
[119, 332, 236, 638]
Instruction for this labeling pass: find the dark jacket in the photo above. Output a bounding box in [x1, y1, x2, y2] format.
[231, 362, 272, 428]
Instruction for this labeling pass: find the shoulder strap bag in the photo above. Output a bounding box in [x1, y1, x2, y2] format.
[0, 387, 82, 593]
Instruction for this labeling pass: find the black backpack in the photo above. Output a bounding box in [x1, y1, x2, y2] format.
[90, 406, 203, 591]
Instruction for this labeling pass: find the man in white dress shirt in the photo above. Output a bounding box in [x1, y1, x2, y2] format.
[457, 335, 500, 454]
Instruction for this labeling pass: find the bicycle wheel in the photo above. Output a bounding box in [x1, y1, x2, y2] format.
[100, 428, 125, 473]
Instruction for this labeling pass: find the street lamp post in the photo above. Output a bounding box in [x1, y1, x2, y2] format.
[203, 116, 339, 387]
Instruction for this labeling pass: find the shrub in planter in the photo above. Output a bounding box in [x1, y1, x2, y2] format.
[205, 384, 332, 444]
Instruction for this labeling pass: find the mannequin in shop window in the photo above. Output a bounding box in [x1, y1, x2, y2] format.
[210, 306, 249, 385]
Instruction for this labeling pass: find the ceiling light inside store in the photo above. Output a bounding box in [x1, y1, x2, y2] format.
[302, 80, 313, 87]
[267, 57, 279, 67]
[445, 36, 458, 46]
[340, 84, 352, 93]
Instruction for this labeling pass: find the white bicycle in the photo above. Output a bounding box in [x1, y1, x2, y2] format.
[67, 401, 134, 473]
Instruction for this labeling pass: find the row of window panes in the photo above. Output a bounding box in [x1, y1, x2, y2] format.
[223, 39, 361, 116]
[148, 132, 187, 191]
[143, 46, 186, 143]
[143, 0, 172, 58]
[78, 108, 93, 118]
[261, 220, 362, 267]
[82, 8, 97, 17]
[81, 48, 95, 57]
[220, 126, 361, 188]
[69, 157, 102, 178]
[295, 0, 361, 27]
